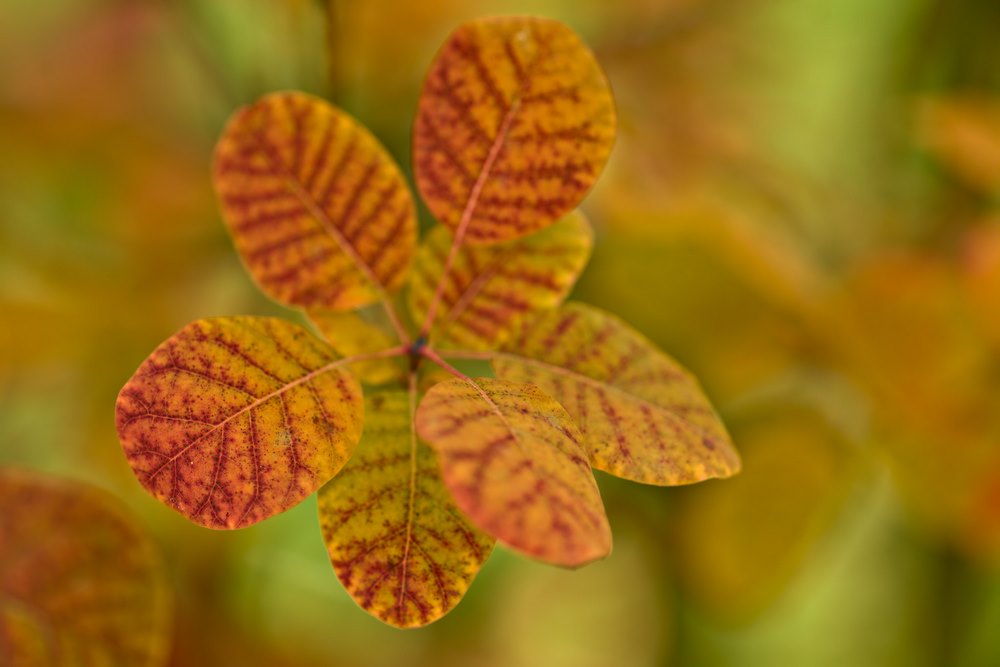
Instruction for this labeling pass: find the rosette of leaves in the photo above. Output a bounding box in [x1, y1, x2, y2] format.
[115, 16, 740, 628]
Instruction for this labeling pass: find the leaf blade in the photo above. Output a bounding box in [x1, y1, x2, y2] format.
[491, 303, 740, 485]
[415, 377, 611, 567]
[408, 211, 593, 350]
[318, 385, 494, 628]
[214, 92, 417, 310]
[115, 316, 364, 529]
[413, 17, 616, 244]
[0, 469, 169, 666]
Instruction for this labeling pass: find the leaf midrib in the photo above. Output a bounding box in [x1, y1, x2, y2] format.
[141, 356, 353, 480]
[251, 128, 388, 298]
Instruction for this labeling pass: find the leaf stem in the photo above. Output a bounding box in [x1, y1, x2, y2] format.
[437, 349, 496, 361]
[419, 346, 473, 382]
[380, 299, 411, 347]
[420, 347, 523, 456]
[418, 97, 523, 340]
[343, 345, 409, 365]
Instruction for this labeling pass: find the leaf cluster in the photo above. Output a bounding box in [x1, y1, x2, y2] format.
[115, 16, 739, 628]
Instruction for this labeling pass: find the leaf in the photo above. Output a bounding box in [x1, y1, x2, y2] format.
[214, 91, 417, 310]
[415, 377, 611, 567]
[407, 210, 593, 350]
[961, 221, 1000, 347]
[0, 469, 169, 666]
[836, 251, 1000, 556]
[318, 386, 494, 627]
[487, 538, 668, 667]
[487, 303, 740, 485]
[308, 309, 406, 384]
[413, 16, 616, 244]
[919, 96, 1000, 195]
[572, 218, 821, 401]
[671, 404, 852, 617]
[115, 316, 364, 529]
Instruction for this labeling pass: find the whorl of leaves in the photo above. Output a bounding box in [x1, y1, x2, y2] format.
[116, 15, 739, 628]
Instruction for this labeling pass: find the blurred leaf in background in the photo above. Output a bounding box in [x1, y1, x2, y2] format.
[0, 468, 170, 665]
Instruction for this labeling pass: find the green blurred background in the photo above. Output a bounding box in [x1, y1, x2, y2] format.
[2, 0, 1000, 665]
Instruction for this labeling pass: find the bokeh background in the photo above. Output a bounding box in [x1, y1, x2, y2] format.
[3, 0, 1000, 665]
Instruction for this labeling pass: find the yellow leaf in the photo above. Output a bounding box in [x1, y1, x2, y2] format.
[485, 303, 740, 485]
[308, 309, 405, 384]
[214, 92, 417, 310]
[415, 377, 611, 567]
[115, 316, 363, 529]
[318, 386, 494, 627]
[0, 469, 170, 665]
[413, 16, 616, 244]
[408, 210, 592, 350]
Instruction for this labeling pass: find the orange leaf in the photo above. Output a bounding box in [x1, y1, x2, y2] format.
[919, 96, 1000, 195]
[408, 210, 592, 350]
[485, 303, 740, 485]
[0, 469, 169, 665]
[319, 386, 494, 627]
[115, 316, 363, 529]
[413, 16, 616, 244]
[415, 377, 611, 567]
[214, 92, 417, 310]
[961, 221, 1000, 346]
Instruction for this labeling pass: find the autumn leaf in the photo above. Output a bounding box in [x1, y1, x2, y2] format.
[308, 309, 406, 384]
[671, 404, 853, 617]
[961, 221, 1000, 347]
[413, 16, 616, 245]
[115, 316, 364, 529]
[214, 91, 417, 311]
[318, 384, 494, 628]
[407, 210, 592, 350]
[415, 377, 612, 567]
[465, 302, 740, 485]
[834, 251, 1000, 556]
[918, 96, 1000, 195]
[0, 469, 169, 666]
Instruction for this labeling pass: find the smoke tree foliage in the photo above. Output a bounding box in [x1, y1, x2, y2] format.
[115, 16, 740, 628]
[0, 469, 169, 664]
